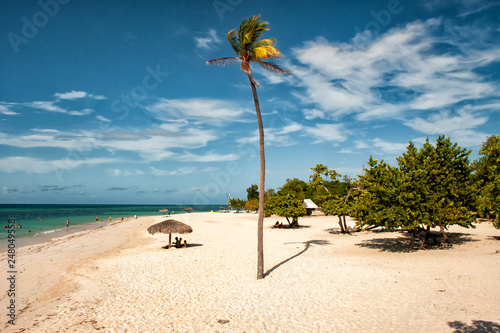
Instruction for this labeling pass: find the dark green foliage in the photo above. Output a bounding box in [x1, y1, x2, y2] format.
[245, 198, 259, 212]
[473, 135, 500, 228]
[265, 192, 306, 227]
[246, 184, 259, 201]
[351, 136, 476, 246]
[308, 164, 349, 206]
[228, 198, 246, 210]
[279, 178, 311, 201]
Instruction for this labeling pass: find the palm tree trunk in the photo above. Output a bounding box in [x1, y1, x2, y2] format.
[249, 76, 265, 280]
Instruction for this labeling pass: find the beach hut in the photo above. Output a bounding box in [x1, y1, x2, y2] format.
[147, 219, 193, 249]
[304, 199, 319, 216]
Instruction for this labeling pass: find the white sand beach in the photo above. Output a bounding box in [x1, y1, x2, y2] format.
[1, 213, 499, 332]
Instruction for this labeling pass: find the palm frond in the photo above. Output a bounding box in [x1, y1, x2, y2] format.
[206, 57, 239, 66]
[252, 46, 280, 60]
[254, 38, 276, 48]
[227, 29, 240, 54]
[207, 15, 291, 85]
[256, 60, 292, 75]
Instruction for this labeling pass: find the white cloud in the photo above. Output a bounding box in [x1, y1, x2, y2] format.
[291, 18, 500, 124]
[404, 108, 490, 147]
[404, 108, 488, 134]
[28, 101, 66, 113]
[355, 140, 371, 149]
[146, 98, 249, 126]
[280, 122, 303, 134]
[0, 104, 19, 115]
[372, 138, 409, 154]
[237, 121, 304, 147]
[0, 125, 219, 162]
[54, 90, 87, 100]
[68, 108, 94, 116]
[0, 156, 116, 174]
[109, 168, 145, 176]
[54, 90, 106, 100]
[96, 115, 112, 122]
[195, 29, 221, 49]
[176, 152, 239, 162]
[303, 108, 325, 120]
[304, 124, 350, 143]
[150, 166, 196, 176]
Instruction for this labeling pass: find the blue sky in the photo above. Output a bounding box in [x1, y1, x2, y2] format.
[1, 0, 499, 204]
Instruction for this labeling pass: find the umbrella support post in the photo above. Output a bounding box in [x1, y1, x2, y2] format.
[168, 233, 172, 249]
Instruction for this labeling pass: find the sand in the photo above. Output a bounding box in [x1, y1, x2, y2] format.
[1, 212, 499, 332]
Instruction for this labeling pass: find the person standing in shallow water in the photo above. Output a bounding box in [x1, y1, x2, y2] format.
[66, 219, 70, 228]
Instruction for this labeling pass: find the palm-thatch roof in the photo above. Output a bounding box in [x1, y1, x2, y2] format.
[147, 219, 193, 235]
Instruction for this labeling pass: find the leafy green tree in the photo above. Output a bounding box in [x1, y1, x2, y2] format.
[207, 15, 291, 279]
[473, 135, 500, 228]
[309, 164, 340, 195]
[229, 198, 247, 210]
[246, 184, 259, 201]
[279, 178, 311, 201]
[265, 193, 306, 227]
[351, 157, 405, 229]
[352, 136, 475, 248]
[323, 195, 352, 233]
[245, 198, 259, 212]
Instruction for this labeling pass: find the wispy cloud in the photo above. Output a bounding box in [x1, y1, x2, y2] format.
[0, 104, 19, 115]
[0, 156, 116, 174]
[96, 115, 112, 122]
[1, 91, 106, 116]
[54, 90, 106, 100]
[0, 123, 219, 162]
[304, 124, 350, 143]
[28, 101, 67, 113]
[68, 108, 94, 116]
[150, 166, 196, 176]
[195, 29, 221, 49]
[238, 121, 304, 147]
[371, 138, 409, 155]
[176, 151, 239, 162]
[404, 107, 490, 146]
[146, 98, 249, 126]
[290, 17, 500, 139]
[109, 169, 145, 176]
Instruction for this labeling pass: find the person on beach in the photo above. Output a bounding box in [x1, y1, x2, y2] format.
[66, 219, 70, 228]
[175, 237, 182, 248]
[183, 240, 187, 248]
[96, 217, 99, 221]
[109, 216, 112, 222]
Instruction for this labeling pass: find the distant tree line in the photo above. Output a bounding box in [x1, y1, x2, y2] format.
[228, 135, 500, 247]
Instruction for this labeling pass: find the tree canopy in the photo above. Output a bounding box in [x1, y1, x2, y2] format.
[473, 135, 500, 228]
[265, 192, 306, 227]
[351, 136, 476, 247]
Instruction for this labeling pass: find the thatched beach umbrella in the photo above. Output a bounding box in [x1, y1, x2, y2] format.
[147, 219, 193, 248]
[159, 209, 169, 216]
[184, 207, 193, 213]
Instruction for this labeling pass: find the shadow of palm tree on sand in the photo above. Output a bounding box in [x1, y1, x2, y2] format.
[264, 240, 330, 277]
[448, 320, 500, 332]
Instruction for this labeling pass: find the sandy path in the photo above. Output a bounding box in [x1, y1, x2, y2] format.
[1, 213, 499, 332]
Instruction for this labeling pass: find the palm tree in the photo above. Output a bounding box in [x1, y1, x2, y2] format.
[207, 15, 291, 279]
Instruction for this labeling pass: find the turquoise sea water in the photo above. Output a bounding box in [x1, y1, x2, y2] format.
[0, 204, 223, 244]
